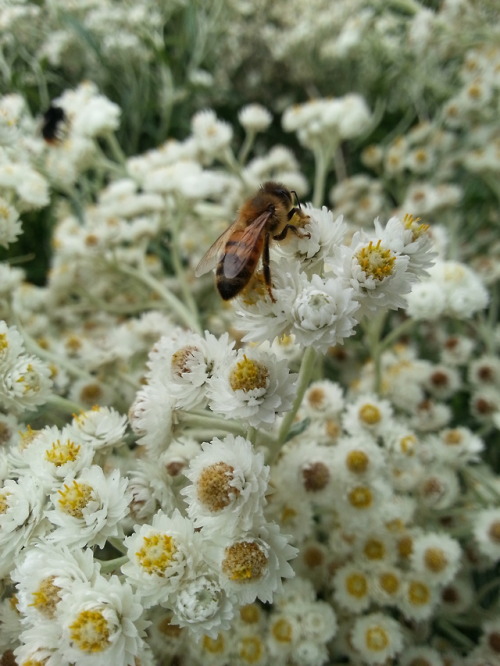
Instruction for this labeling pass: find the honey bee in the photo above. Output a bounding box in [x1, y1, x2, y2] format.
[41, 105, 67, 144]
[195, 181, 310, 302]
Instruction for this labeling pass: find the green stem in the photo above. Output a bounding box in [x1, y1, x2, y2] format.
[118, 263, 202, 333]
[99, 555, 128, 574]
[312, 145, 329, 208]
[104, 131, 128, 167]
[436, 620, 476, 650]
[238, 130, 256, 166]
[46, 394, 86, 415]
[276, 347, 317, 449]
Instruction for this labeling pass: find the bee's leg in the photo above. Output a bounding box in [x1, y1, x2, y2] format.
[263, 232, 276, 303]
[273, 221, 311, 241]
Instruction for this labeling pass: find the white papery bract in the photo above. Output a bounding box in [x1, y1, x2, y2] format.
[350, 612, 404, 664]
[207, 347, 297, 428]
[45, 465, 130, 548]
[71, 406, 127, 451]
[57, 575, 148, 666]
[0, 352, 53, 413]
[181, 435, 269, 534]
[121, 509, 202, 608]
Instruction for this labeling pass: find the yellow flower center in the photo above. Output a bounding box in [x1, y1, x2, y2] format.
[346, 450, 369, 473]
[379, 572, 400, 596]
[238, 636, 264, 663]
[359, 403, 382, 425]
[0, 491, 10, 514]
[408, 580, 431, 606]
[202, 634, 226, 654]
[136, 533, 178, 576]
[347, 485, 373, 509]
[58, 480, 94, 518]
[356, 240, 395, 281]
[0, 333, 8, 353]
[365, 626, 389, 651]
[30, 576, 62, 619]
[272, 618, 294, 643]
[45, 439, 81, 466]
[222, 540, 268, 582]
[240, 603, 261, 624]
[346, 572, 368, 598]
[196, 462, 239, 512]
[403, 213, 429, 240]
[364, 539, 385, 560]
[424, 547, 447, 573]
[229, 356, 269, 392]
[69, 609, 111, 653]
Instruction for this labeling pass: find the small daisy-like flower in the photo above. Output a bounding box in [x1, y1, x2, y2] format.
[12, 543, 100, 622]
[147, 331, 236, 411]
[302, 380, 345, 419]
[23, 425, 94, 489]
[342, 393, 395, 439]
[332, 563, 371, 613]
[207, 521, 297, 605]
[424, 364, 461, 400]
[416, 467, 460, 510]
[433, 427, 484, 466]
[57, 575, 148, 666]
[181, 435, 269, 534]
[399, 645, 445, 666]
[350, 612, 404, 665]
[0, 197, 22, 248]
[0, 321, 24, 371]
[238, 104, 272, 133]
[410, 532, 462, 585]
[399, 574, 439, 621]
[406, 280, 446, 320]
[71, 406, 127, 451]
[0, 475, 46, 578]
[374, 213, 436, 278]
[0, 352, 53, 413]
[338, 230, 415, 315]
[335, 478, 392, 530]
[207, 347, 297, 428]
[45, 465, 130, 548]
[371, 566, 403, 605]
[191, 109, 233, 157]
[290, 273, 360, 352]
[469, 354, 500, 388]
[171, 573, 235, 639]
[473, 508, 500, 561]
[331, 435, 386, 484]
[440, 335, 475, 366]
[128, 379, 175, 456]
[121, 510, 201, 608]
[127, 458, 177, 525]
[479, 618, 500, 660]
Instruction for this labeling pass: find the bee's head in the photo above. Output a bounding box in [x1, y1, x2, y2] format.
[262, 181, 292, 207]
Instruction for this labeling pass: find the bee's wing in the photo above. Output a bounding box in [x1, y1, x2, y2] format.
[194, 222, 239, 277]
[222, 210, 272, 279]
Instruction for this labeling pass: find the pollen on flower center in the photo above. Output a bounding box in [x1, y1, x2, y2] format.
[30, 576, 62, 619]
[136, 533, 178, 576]
[196, 462, 240, 512]
[45, 439, 81, 466]
[366, 626, 389, 651]
[379, 572, 400, 595]
[0, 333, 8, 352]
[403, 213, 429, 240]
[171, 346, 199, 376]
[272, 618, 293, 643]
[229, 356, 269, 392]
[0, 491, 10, 514]
[348, 485, 374, 509]
[347, 572, 368, 598]
[424, 547, 447, 572]
[239, 636, 264, 662]
[364, 539, 385, 560]
[359, 404, 382, 425]
[346, 450, 369, 473]
[222, 540, 268, 582]
[202, 634, 226, 654]
[69, 608, 111, 653]
[408, 581, 431, 605]
[356, 240, 395, 280]
[58, 480, 94, 518]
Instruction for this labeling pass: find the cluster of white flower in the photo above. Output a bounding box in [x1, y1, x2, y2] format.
[0, 3, 499, 664]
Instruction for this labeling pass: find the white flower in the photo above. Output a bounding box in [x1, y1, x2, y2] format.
[22, 425, 94, 489]
[57, 575, 148, 666]
[0, 352, 53, 413]
[45, 465, 130, 548]
[406, 280, 446, 320]
[191, 109, 233, 156]
[350, 612, 404, 665]
[398, 574, 439, 621]
[0, 197, 22, 247]
[71, 406, 127, 451]
[55, 82, 121, 138]
[410, 532, 462, 585]
[127, 458, 177, 525]
[332, 563, 371, 613]
[171, 573, 235, 639]
[0, 321, 25, 370]
[342, 393, 395, 439]
[338, 230, 415, 314]
[181, 435, 269, 534]
[207, 347, 297, 428]
[338, 93, 372, 139]
[206, 521, 297, 605]
[128, 380, 175, 456]
[302, 380, 345, 418]
[290, 273, 360, 352]
[238, 104, 272, 133]
[147, 330, 236, 411]
[121, 510, 202, 608]
[12, 543, 100, 621]
[0, 475, 46, 578]
[473, 508, 500, 561]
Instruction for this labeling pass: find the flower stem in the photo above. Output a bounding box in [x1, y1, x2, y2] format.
[276, 346, 317, 449]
